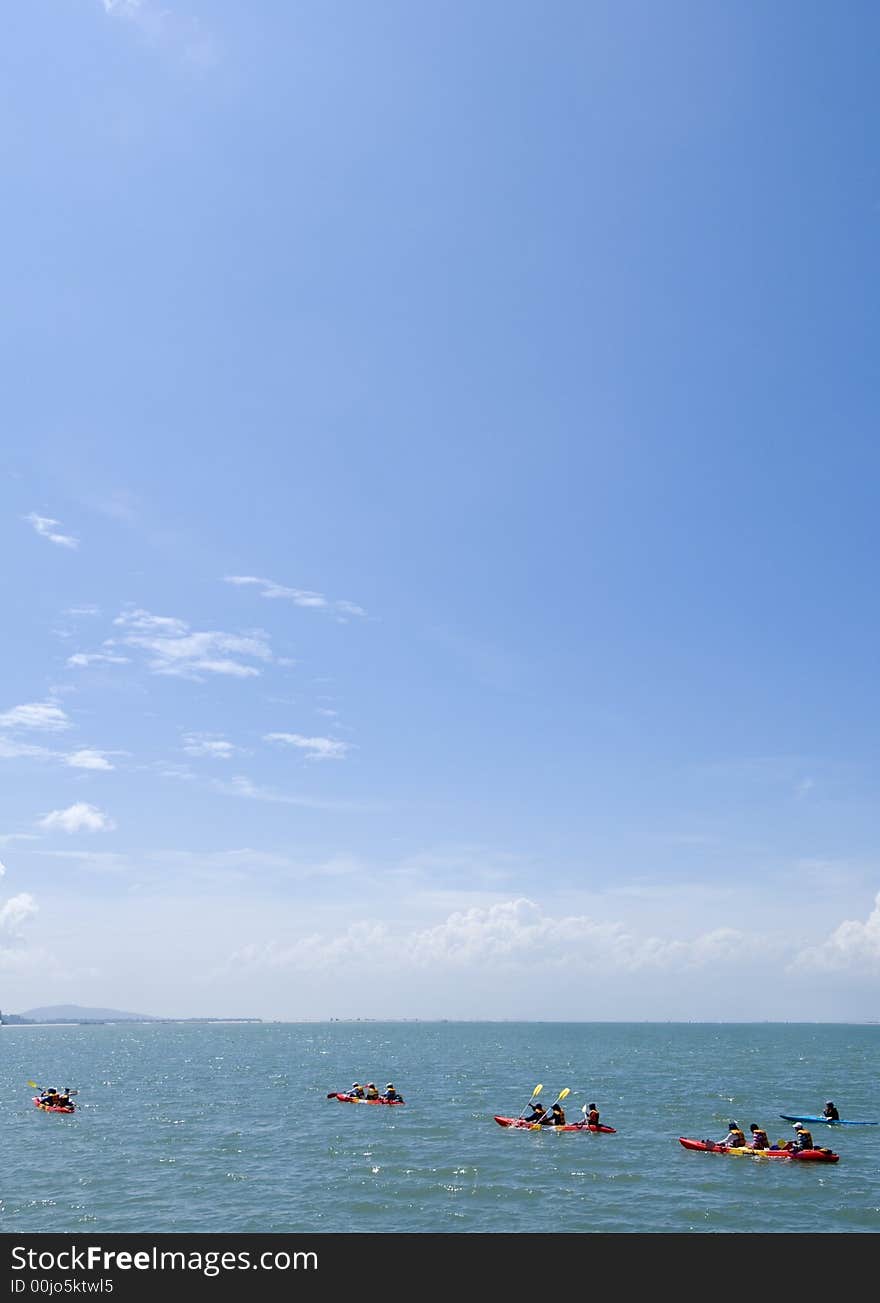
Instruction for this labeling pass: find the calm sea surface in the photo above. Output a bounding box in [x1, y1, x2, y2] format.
[2, 1022, 877, 1233]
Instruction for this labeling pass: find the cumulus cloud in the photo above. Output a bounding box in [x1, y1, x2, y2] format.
[226, 898, 776, 977]
[66, 750, 115, 771]
[0, 891, 38, 934]
[39, 803, 115, 834]
[793, 892, 880, 974]
[182, 734, 236, 760]
[264, 732, 350, 760]
[225, 576, 367, 620]
[108, 607, 272, 679]
[0, 702, 71, 732]
[24, 513, 79, 549]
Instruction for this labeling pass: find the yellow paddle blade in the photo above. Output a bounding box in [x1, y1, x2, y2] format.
[558, 1088, 570, 1101]
[26, 1081, 38, 1089]
[532, 1084, 543, 1097]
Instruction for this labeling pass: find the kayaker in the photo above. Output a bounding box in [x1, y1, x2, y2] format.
[382, 1083, 403, 1102]
[365, 1083, 379, 1100]
[39, 1089, 59, 1106]
[789, 1123, 814, 1150]
[56, 1089, 73, 1108]
[543, 1103, 566, 1126]
[720, 1121, 746, 1147]
[585, 1103, 601, 1127]
[748, 1123, 770, 1150]
[349, 1082, 365, 1099]
[524, 1103, 547, 1123]
[822, 1101, 840, 1121]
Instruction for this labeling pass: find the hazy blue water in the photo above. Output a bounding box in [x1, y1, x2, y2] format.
[2, 1022, 877, 1233]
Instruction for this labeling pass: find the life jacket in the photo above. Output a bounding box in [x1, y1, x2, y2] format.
[751, 1130, 769, 1149]
[365, 1088, 379, 1099]
[796, 1130, 813, 1149]
[728, 1130, 746, 1146]
[587, 1110, 600, 1126]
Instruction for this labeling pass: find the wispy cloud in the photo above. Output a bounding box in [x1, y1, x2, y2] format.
[225, 576, 367, 621]
[25, 512, 79, 549]
[39, 803, 115, 834]
[67, 652, 131, 668]
[109, 607, 272, 679]
[212, 776, 361, 811]
[66, 605, 101, 617]
[0, 702, 71, 732]
[100, 0, 218, 67]
[66, 750, 115, 771]
[0, 738, 53, 760]
[264, 732, 351, 760]
[182, 733, 237, 760]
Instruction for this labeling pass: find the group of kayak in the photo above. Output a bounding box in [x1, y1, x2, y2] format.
[679, 1101, 877, 1164]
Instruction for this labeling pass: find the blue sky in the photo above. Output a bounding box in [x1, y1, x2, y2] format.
[2, 0, 879, 1019]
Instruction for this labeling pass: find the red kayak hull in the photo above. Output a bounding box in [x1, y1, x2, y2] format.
[333, 1093, 404, 1106]
[494, 1114, 616, 1134]
[679, 1137, 838, 1162]
[32, 1096, 75, 1114]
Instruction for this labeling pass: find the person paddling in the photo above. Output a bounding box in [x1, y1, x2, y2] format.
[382, 1083, 403, 1102]
[543, 1102, 566, 1126]
[365, 1083, 379, 1100]
[348, 1082, 365, 1099]
[719, 1121, 746, 1148]
[748, 1123, 770, 1150]
[584, 1102, 601, 1127]
[523, 1102, 547, 1124]
[788, 1123, 814, 1151]
[822, 1101, 839, 1121]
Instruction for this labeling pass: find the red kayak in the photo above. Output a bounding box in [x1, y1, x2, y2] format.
[495, 1115, 616, 1134]
[332, 1093, 405, 1106]
[679, 1138, 838, 1163]
[33, 1096, 75, 1114]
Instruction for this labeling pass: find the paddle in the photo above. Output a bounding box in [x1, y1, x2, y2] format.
[27, 1081, 78, 1097]
[516, 1083, 543, 1120]
[530, 1087, 570, 1129]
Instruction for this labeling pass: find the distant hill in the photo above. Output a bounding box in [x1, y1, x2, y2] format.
[18, 1005, 158, 1022]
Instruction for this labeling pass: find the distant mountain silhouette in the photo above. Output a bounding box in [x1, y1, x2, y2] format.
[18, 1004, 157, 1022]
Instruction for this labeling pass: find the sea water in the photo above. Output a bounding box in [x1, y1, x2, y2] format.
[2, 1021, 877, 1233]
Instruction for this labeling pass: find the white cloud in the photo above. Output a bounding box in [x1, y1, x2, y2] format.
[0, 702, 71, 732]
[0, 859, 5, 876]
[264, 732, 350, 760]
[225, 576, 367, 619]
[66, 750, 115, 771]
[24, 512, 79, 550]
[67, 652, 130, 668]
[0, 892, 38, 934]
[182, 734, 236, 760]
[39, 803, 115, 834]
[66, 605, 101, 617]
[226, 898, 777, 977]
[793, 892, 880, 974]
[111, 607, 272, 679]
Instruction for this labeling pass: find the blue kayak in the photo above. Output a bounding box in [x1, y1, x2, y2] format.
[779, 1113, 878, 1126]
